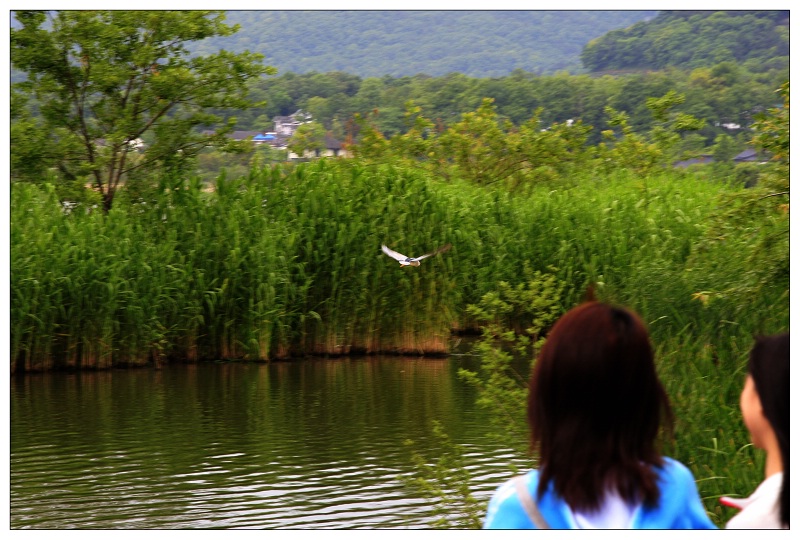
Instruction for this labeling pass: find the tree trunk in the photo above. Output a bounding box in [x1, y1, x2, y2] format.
[103, 189, 114, 212]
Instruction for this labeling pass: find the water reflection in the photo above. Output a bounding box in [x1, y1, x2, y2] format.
[11, 357, 528, 529]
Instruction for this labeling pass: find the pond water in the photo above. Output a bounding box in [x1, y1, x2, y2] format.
[10, 356, 529, 529]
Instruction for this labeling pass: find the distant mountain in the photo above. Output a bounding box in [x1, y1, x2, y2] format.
[581, 10, 789, 72]
[190, 11, 656, 77]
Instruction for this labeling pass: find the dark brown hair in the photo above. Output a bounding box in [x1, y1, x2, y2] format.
[527, 301, 673, 511]
[748, 333, 789, 527]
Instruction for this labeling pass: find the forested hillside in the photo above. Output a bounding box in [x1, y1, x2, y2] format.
[190, 11, 656, 77]
[225, 64, 787, 147]
[581, 10, 789, 72]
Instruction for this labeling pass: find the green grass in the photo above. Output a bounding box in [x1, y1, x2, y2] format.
[654, 329, 768, 526]
[11, 160, 786, 371]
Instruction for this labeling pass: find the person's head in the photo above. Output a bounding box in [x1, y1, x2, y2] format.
[527, 301, 673, 511]
[743, 333, 789, 527]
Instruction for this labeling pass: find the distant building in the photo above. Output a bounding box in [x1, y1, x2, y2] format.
[714, 121, 742, 130]
[273, 110, 310, 136]
[252, 133, 277, 143]
[287, 133, 347, 160]
[674, 154, 714, 168]
[227, 131, 262, 141]
[202, 109, 349, 160]
[673, 148, 764, 169]
[733, 148, 759, 163]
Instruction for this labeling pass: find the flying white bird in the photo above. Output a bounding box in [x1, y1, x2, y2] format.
[381, 243, 452, 267]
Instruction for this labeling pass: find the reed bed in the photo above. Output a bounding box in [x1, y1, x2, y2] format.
[11, 159, 787, 374]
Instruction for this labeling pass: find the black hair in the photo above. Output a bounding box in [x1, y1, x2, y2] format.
[527, 302, 673, 511]
[748, 333, 789, 527]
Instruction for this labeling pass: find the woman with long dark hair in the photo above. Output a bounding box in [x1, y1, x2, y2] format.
[722, 333, 789, 528]
[483, 301, 715, 529]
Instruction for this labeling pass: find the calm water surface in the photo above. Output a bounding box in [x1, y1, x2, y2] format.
[10, 356, 528, 529]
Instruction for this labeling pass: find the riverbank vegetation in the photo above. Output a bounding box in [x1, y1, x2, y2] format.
[10, 156, 787, 370]
[11, 83, 788, 373]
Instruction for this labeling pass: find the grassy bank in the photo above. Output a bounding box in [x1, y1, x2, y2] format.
[11, 158, 787, 372]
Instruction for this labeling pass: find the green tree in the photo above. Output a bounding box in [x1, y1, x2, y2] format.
[287, 121, 327, 158]
[597, 91, 703, 176]
[433, 98, 516, 185]
[348, 110, 390, 162]
[11, 10, 274, 210]
[685, 82, 789, 314]
[10, 89, 63, 183]
[387, 101, 435, 162]
[750, 81, 789, 173]
[711, 133, 740, 163]
[646, 90, 707, 160]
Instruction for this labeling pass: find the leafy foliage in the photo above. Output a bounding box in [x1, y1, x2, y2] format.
[401, 421, 485, 529]
[596, 91, 704, 176]
[12, 81, 790, 371]
[287, 121, 326, 157]
[402, 270, 565, 528]
[751, 81, 789, 170]
[231, 63, 784, 152]
[684, 82, 789, 322]
[465, 267, 566, 340]
[10, 10, 274, 210]
[353, 95, 706, 191]
[461, 269, 566, 442]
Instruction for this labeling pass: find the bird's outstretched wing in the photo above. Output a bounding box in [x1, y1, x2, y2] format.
[381, 244, 409, 262]
[415, 243, 452, 261]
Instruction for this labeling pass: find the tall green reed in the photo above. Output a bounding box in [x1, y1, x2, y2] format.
[10, 158, 786, 372]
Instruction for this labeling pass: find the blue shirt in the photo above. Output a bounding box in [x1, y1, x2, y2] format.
[483, 457, 717, 529]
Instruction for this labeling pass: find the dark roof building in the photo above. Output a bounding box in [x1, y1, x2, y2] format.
[734, 148, 759, 162]
[229, 131, 263, 141]
[324, 133, 342, 151]
[674, 155, 714, 168]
